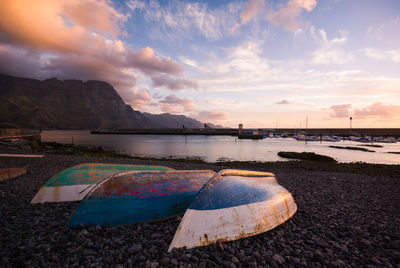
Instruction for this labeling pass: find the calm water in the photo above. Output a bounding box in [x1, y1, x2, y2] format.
[42, 130, 400, 165]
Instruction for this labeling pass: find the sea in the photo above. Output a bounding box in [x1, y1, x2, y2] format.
[42, 130, 400, 165]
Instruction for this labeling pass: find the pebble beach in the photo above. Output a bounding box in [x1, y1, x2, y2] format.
[0, 144, 399, 267]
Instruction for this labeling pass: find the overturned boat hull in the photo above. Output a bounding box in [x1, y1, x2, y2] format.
[169, 169, 297, 251]
[0, 167, 27, 181]
[31, 163, 173, 203]
[67, 170, 215, 227]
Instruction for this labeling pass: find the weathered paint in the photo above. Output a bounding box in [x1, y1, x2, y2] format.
[0, 167, 27, 182]
[31, 163, 173, 203]
[168, 169, 297, 251]
[67, 170, 216, 228]
[44, 163, 173, 187]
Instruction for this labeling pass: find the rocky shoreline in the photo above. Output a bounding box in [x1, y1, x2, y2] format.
[0, 141, 399, 267]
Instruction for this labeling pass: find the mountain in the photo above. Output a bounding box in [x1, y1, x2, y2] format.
[0, 74, 222, 129]
[0, 74, 153, 129]
[143, 113, 222, 129]
[143, 112, 203, 128]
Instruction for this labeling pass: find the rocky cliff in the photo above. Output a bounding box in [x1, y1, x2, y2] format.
[0, 74, 221, 130]
[0, 74, 153, 129]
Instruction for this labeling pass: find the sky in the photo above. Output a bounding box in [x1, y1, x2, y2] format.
[0, 0, 399, 128]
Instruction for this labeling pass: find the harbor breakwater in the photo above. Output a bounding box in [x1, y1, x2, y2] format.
[92, 128, 400, 137]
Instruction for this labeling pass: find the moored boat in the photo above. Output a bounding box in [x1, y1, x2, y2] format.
[67, 170, 215, 228]
[31, 163, 173, 203]
[294, 134, 319, 141]
[373, 136, 397, 143]
[322, 135, 341, 142]
[168, 169, 297, 251]
[357, 136, 372, 143]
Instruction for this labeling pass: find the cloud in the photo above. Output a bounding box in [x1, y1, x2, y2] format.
[329, 103, 400, 120]
[276, 99, 290, 104]
[178, 57, 199, 68]
[366, 16, 400, 48]
[329, 104, 352, 118]
[127, 47, 183, 75]
[119, 87, 152, 109]
[310, 27, 353, 65]
[128, 0, 241, 41]
[241, 0, 266, 24]
[62, 0, 128, 38]
[41, 52, 138, 89]
[0, 0, 126, 53]
[215, 42, 271, 76]
[194, 111, 229, 121]
[0, 45, 44, 79]
[354, 103, 400, 119]
[159, 104, 181, 114]
[159, 95, 195, 113]
[0, 0, 194, 97]
[232, 0, 266, 32]
[151, 74, 198, 91]
[126, 0, 145, 11]
[266, 0, 317, 31]
[361, 48, 400, 63]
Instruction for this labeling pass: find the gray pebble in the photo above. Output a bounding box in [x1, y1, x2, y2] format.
[0, 152, 398, 267]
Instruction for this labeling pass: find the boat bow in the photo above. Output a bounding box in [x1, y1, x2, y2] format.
[31, 163, 173, 203]
[168, 169, 297, 251]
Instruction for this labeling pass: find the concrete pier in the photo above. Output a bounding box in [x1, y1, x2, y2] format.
[91, 128, 400, 137]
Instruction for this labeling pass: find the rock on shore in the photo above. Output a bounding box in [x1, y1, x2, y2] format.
[0, 152, 399, 267]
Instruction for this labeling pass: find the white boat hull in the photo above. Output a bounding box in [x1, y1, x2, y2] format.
[169, 169, 297, 251]
[31, 184, 94, 203]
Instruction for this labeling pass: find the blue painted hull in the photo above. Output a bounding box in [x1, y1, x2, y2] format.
[68, 192, 197, 227]
[67, 170, 215, 227]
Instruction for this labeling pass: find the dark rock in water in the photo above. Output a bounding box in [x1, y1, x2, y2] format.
[277, 151, 336, 162]
[330, 145, 375, 152]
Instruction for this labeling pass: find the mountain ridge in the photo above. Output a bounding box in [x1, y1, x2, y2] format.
[142, 112, 221, 129]
[0, 74, 219, 129]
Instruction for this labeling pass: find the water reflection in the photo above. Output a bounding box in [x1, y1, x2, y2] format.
[42, 130, 400, 165]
